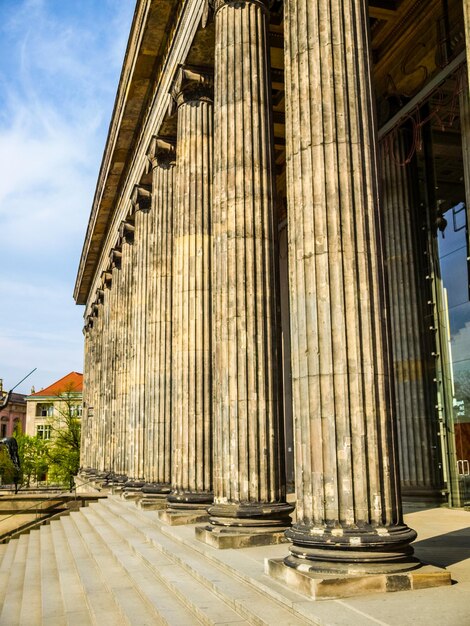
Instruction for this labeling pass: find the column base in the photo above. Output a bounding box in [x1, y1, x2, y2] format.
[137, 484, 171, 510]
[158, 509, 210, 525]
[195, 524, 289, 549]
[159, 491, 213, 524]
[285, 522, 419, 575]
[198, 501, 294, 548]
[120, 480, 146, 501]
[267, 558, 451, 600]
[401, 486, 446, 509]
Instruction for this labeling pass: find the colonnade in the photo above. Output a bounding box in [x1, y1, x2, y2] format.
[81, 0, 426, 571]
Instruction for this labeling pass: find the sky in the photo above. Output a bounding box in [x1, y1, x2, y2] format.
[0, 0, 135, 394]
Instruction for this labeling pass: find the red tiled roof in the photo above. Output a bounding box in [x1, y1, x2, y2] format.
[31, 372, 83, 397]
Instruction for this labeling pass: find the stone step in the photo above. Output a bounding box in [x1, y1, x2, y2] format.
[83, 503, 249, 625]
[104, 498, 388, 626]
[93, 497, 308, 626]
[0, 534, 28, 625]
[39, 524, 67, 625]
[73, 508, 203, 626]
[49, 520, 94, 626]
[0, 535, 19, 608]
[19, 529, 41, 626]
[59, 515, 132, 625]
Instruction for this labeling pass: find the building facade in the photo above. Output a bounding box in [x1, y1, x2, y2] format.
[75, 0, 470, 575]
[25, 372, 83, 440]
[0, 380, 26, 438]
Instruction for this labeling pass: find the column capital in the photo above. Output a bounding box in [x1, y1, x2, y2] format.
[95, 288, 104, 304]
[147, 136, 176, 170]
[131, 184, 152, 212]
[109, 247, 123, 270]
[100, 270, 112, 289]
[119, 220, 135, 244]
[170, 65, 213, 108]
[210, 0, 270, 15]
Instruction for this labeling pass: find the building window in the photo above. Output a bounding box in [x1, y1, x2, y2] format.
[36, 404, 53, 417]
[37, 424, 51, 440]
[70, 404, 83, 418]
[1, 423, 6, 438]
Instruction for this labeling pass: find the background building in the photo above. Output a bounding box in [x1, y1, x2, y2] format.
[0, 379, 26, 437]
[25, 372, 83, 440]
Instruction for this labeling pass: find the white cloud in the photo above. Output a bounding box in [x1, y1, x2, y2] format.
[0, 0, 134, 394]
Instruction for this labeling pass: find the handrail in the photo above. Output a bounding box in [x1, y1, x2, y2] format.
[0, 472, 110, 526]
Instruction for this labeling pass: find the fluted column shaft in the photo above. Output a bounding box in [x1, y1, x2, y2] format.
[111, 256, 125, 475]
[117, 228, 134, 477]
[81, 324, 92, 468]
[380, 132, 442, 500]
[128, 187, 151, 481]
[93, 301, 104, 471]
[170, 69, 213, 505]
[145, 140, 175, 487]
[284, 0, 416, 571]
[210, 0, 291, 530]
[461, 70, 470, 237]
[105, 272, 118, 474]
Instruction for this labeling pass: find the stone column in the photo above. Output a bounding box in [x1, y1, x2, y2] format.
[118, 223, 135, 481]
[92, 299, 104, 474]
[199, 0, 292, 549]
[279, 0, 417, 574]
[108, 250, 125, 479]
[81, 318, 93, 470]
[142, 138, 175, 508]
[163, 67, 213, 523]
[460, 70, 470, 238]
[125, 185, 152, 497]
[380, 132, 442, 502]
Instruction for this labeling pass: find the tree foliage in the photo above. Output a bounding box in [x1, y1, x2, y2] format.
[45, 383, 81, 489]
[0, 447, 17, 485]
[15, 430, 49, 487]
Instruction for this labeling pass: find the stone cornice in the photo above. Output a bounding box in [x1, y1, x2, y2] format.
[80, 0, 205, 318]
[74, 0, 181, 305]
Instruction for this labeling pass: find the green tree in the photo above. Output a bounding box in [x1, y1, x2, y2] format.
[16, 431, 49, 487]
[46, 383, 81, 489]
[0, 447, 17, 485]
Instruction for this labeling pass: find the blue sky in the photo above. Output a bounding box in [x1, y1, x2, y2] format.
[0, 0, 135, 394]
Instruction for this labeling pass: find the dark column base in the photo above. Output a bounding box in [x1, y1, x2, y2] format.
[159, 491, 213, 525]
[197, 501, 294, 549]
[285, 523, 419, 575]
[401, 486, 446, 510]
[120, 480, 146, 501]
[137, 483, 172, 510]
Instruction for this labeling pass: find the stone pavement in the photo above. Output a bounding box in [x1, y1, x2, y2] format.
[231, 506, 470, 626]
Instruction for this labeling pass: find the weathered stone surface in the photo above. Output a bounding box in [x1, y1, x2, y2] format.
[144, 139, 175, 488]
[267, 559, 451, 600]
[283, 0, 416, 570]
[169, 66, 214, 509]
[209, 0, 292, 538]
[380, 131, 442, 502]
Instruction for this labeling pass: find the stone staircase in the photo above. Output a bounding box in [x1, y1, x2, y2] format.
[0, 495, 325, 626]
